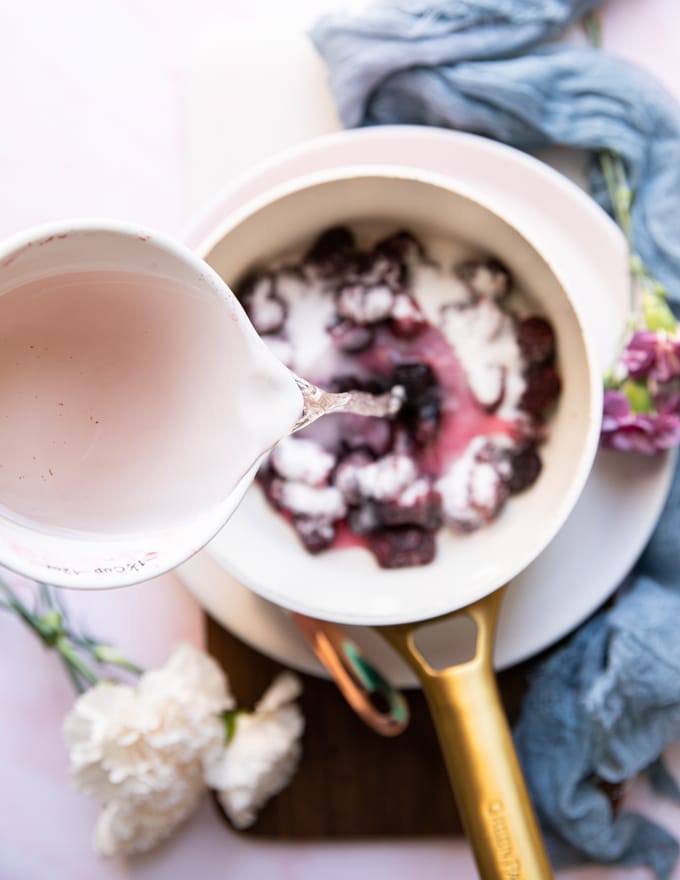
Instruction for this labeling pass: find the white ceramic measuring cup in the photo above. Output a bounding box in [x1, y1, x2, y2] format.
[0, 220, 398, 589]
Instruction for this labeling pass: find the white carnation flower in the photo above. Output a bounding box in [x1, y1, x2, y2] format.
[63, 643, 234, 856]
[206, 672, 305, 829]
[94, 772, 204, 857]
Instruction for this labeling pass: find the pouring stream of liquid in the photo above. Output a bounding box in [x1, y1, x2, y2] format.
[293, 376, 405, 433]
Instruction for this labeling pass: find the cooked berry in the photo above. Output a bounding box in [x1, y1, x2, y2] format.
[393, 362, 442, 445]
[250, 225, 561, 570]
[346, 250, 402, 289]
[506, 444, 542, 493]
[518, 316, 556, 365]
[347, 503, 380, 535]
[394, 362, 437, 400]
[328, 320, 375, 353]
[375, 230, 424, 266]
[367, 527, 436, 569]
[337, 415, 393, 457]
[375, 487, 442, 529]
[237, 270, 273, 301]
[361, 375, 393, 395]
[456, 258, 511, 300]
[513, 413, 548, 444]
[259, 474, 286, 510]
[237, 271, 287, 334]
[519, 364, 561, 417]
[328, 374, 364, 393]
[293, 516, 336, 553]
[304, 226, 356, 278]
[414, 404, 440, 446]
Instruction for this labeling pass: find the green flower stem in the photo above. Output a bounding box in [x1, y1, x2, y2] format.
[0, 577, 100, 689]
[56, 636, 99, 687]
[584, 9, 677, 343]
[583, 10, 602, 47]
[598, 150, 634, 248]
[90, 643, 143, 676]
[0, 576, 146, 693]
[59, 653, 89, 695]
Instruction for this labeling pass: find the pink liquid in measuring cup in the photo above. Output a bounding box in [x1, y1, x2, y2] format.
[0, 269, 302, 535]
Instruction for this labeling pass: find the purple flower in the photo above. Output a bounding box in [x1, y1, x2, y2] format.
[621, 331, 680, 383]
[601, 390, 680, 455]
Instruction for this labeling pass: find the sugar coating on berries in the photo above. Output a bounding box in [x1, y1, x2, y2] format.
[375, 479, 442, 529]
[354, 454, 419, 502]
[375, 230, 425, 267]
[336, 283, 395, 324]
[456, 259, 511, 300]
[270, 480, 346, 521]
[333, 449, 375, 504]
[347, 504, 380, 535]
[390, 292, 427, 337]
[436, 437, 509, 531]
[239, 225, 560, 568]
[293, 516, 336, 554]
[346, 251, 403, 289]
[271, 437, 336, 486]
[440, 298, 525, 413]
[239, 273, 287, 335]
[329, 320, 375, 353]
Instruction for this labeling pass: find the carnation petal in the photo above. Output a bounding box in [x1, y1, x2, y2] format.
[206, 674, 305, 830]
[255, 672, 303, 714]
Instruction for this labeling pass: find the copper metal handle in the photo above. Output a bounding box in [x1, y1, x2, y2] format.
[378, 588, 552, 879]
[291, 612, 409, 737]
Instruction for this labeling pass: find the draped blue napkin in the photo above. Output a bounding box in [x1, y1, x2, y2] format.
[311, 2, 680, 877]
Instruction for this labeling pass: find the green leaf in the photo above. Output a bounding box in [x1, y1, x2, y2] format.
[603, 370, 619, 390]
[623, 379, 655, 413]
[642, 293, 677, 333]
[222, 709, 247, 744]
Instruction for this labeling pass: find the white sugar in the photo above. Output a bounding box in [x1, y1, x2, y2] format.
[276, 272, 336, 376]
[336, 284, 395, 324]
[355, 454, 418, 502]
[271, 436, 335, 486]
[460, 263, 509, 299]
[398, 476, 431, 506]
[439, 299, 525, 416]
[435, 437, 500, 529]
[274, 480, 346, 520]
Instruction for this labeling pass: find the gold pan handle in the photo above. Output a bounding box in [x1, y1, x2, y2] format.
[378, 588, 552, 880]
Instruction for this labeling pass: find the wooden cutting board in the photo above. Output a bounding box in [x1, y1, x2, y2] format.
[206, 614, 536, 838]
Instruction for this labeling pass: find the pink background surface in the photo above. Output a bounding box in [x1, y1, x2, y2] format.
[1, 1, 680, 878]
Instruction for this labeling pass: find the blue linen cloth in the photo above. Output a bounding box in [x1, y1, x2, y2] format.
[311, 2, 680, 877]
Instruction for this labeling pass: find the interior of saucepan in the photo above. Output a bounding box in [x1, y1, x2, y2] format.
[200, 169, 602, 626]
